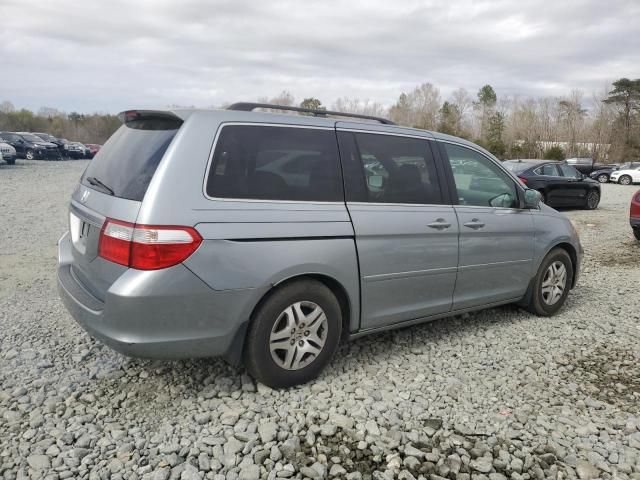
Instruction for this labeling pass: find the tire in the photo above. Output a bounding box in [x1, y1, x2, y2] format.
[584, 190, 600, 210]
[25, 149, 34, 160]
[597, 174, 609, 183]
[634, 228, 640, 241]
[523, 248, 573, 316]
[619, 175, 632, 185]
[244, 279, 342, 388]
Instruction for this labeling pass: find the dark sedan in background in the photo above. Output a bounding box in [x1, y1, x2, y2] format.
[504, 159, 601, 209]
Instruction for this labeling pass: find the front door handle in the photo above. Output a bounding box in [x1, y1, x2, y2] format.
[427, 218, 451, 230]
[463, 218, 485, 229]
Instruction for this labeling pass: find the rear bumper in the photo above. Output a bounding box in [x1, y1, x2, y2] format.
[57, 232, 257, 362]
[631, 217, 640, 228]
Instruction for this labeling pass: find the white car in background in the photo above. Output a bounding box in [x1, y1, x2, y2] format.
[0, 141, 17, 165]
[610, 165, 640, 185]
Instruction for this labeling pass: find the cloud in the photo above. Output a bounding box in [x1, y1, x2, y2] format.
[1, 0, 638, 112]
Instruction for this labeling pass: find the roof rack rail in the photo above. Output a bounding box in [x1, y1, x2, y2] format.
[227, 102, 395, 125]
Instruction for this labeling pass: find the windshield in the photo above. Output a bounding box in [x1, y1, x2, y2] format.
[21, 134, 45, 143]
[81, 116, 182, 201]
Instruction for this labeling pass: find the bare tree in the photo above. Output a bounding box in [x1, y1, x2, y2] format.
[332, 97, 387, 117]
[0, 101, 15, 113]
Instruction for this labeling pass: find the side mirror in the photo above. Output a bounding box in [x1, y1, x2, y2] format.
[524, 189, 541, 208]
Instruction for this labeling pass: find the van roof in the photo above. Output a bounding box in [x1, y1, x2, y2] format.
[120, 106, 493, 157]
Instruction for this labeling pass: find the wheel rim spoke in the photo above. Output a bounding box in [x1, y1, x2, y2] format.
[269, 300, 328, 371]
[542, 261, 567, 305]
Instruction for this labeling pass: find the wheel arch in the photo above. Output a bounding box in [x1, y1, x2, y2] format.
[272, 273, 353, 341]
[225, 273, 355, 367]
[548, 242, 578, 289]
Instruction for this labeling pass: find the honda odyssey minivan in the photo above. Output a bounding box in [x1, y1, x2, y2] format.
[58, 103, 583, 387]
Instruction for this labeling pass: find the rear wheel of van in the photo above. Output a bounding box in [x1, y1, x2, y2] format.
[523, 248, 573, 316]
[244, 279, 342, 388]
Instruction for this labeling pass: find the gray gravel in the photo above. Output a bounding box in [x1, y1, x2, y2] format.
[1, 160, 639, 480]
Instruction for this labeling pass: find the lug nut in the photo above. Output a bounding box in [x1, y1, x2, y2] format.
[298, 340, 304, 346]
[304, 331, 310, 336]
[290, 339, 295, 345]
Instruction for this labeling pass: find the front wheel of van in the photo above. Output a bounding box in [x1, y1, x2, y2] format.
[523, 248, 573, 316]
[244, 280, 342, 388]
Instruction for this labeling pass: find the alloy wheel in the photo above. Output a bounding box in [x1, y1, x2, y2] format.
[269, 301, 328, 370]
[620, 176, 632, 185]
[541, 261, 567, 305]
[597, 174, 608, 183]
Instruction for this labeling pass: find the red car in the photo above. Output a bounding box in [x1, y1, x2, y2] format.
[631, 189, 640, 240]
[85, 144, 102, 158]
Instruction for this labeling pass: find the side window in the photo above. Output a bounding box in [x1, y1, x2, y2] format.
[444, 143, 518, 208]
[559, 164, 580, 178]
[346, 132, 442, 205]
[206, 125, 343, 202]
[537, 164, 560, 176]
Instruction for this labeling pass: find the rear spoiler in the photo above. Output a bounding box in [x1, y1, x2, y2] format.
[117, 110, 183, 125]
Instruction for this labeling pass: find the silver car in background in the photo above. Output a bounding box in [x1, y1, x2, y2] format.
[58, 103, 583, 387]
[0, 141, 17, 165]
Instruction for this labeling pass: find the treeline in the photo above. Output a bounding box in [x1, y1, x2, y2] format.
[2, 77, 639, 160]
[261, 78, 640, 162]
[0, 102, 120, 145]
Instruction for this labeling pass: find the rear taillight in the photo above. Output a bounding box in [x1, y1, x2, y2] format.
[518, 176, 528, 185]
[98, 219, 202, 270]
[634, 191, 640, 203]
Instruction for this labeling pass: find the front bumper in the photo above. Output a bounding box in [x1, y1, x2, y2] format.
[57, 232, 255, 362]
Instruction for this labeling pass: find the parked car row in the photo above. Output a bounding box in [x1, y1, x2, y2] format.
[0, 131, 101, 163]
[588, 162, 640, 184]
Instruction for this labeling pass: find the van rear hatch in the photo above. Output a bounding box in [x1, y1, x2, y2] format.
[68, 111, 183, 300]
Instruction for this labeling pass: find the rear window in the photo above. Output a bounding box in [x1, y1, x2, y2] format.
[206, 125, 343, 202]
[81, 117, 181, 201]
[503, 161, 536, 173]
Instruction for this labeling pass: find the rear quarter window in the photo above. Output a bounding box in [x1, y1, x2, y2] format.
[81, 117, 181, 201]
[206, 125, 343, 202]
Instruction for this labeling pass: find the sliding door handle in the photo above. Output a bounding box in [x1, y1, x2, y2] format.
[463, 218, 485, 229]
[427, 219, 451, 230]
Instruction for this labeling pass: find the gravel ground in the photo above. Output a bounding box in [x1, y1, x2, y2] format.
[1, 160, 639, 480]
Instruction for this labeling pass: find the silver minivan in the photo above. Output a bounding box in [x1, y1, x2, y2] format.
[58, 103, 583, 387]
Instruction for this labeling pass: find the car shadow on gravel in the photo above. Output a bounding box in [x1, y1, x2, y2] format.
[0, 164, 27, 169]
[597, 239, 640, 267]
[559, 343, 640, 412]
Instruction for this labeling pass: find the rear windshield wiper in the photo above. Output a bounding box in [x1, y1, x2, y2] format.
[86, 176, 115, 196]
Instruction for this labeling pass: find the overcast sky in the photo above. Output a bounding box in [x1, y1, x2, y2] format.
[1, 0, 639, 113]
